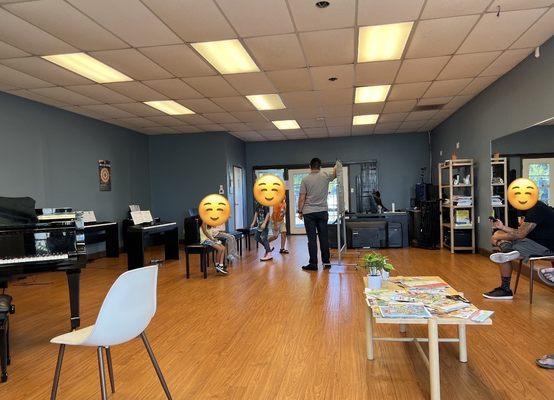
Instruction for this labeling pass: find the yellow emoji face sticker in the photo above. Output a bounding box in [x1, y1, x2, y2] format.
[507, 178, 539, 211]
[253, 174, 286, 207]
[198, 194, 231, 227]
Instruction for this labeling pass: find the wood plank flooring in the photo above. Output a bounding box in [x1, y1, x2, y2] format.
[1, 236, 553, 399]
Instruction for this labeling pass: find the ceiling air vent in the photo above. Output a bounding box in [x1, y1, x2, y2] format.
[413, 104, 445, 112]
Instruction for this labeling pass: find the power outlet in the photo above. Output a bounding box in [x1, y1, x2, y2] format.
[477, 216, 481, 224]
[456, 142, 460, 149]
[440, 150, 443, 156]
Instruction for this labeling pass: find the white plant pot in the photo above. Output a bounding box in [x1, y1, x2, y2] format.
[367, 275, 382, 290]
[381, 270, 390, 280]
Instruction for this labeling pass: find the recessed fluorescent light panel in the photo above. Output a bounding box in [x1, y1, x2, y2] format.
[353, 114, 379, 125]
[355, 85, 390, 103]
[191, 39, 260, 74]
[144, 101, 195, 115]
[358, 22, 413, 63]
[42, 53, 132, 83]
[272, 120, 300, 130]
[246, 94, 286, 110]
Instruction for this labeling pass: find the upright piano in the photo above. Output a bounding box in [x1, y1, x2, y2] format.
[0, 197, 87, 331]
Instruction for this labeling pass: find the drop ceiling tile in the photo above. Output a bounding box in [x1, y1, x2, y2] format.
[310, 64, 354, 90]
[324, 116, 352, 127]
[142, 0, 236, 42]
[283, 130, 307, 139]
[139, 45, 215, 77]
[90, 49, 172, 80]
[431, 109, 457, 121]
[175, 114, 213, 125]
[421, 0, 490, 19]
[353, 102, 385, 114]
[144, 115, 183, 126]
[395, 56, 451, 83]
[288, 0, 355, 31]
[304, 127, 329, 138]
[5, 0, 128, 51]
[406, 15, 480, 58]
[0, 64, 53, 88]
[0, 8, 77, 54]
[246, 121, 275, 130]
[183, 76, 238, 97]
[299, 28, 355, 67]
[30, 87, 101, 106]
[220, 122, 251, 132]
[231, 111, 267, 122]
[290, 107, 322, 119]
[259, 109, 294, 120]
[458, 76, 499, 95]
[388, 82, 431, 100]
[66, 84, 135, 104]
[405, 110, 439, 121]
[245, 34, 306, 71]
[224, 72, 276, 95]
[80, 104, 135, 119]
[68, 0, 181, 47]
[351, 125, 375, 136]
[488, 0, 553, 12]
[355, 61, 401, 86]
[399, 120, 425, 130]
[511, 8, 554, 49]
[438, 51, 501, 79]
[281, 91, 319, 108]
[141, 127, 180, 134]
[202, 112, 240, 123]
[216, 0, 294, 36]
[378, 112, 408, 122]
[7, 89, 68, 107]
[0, 57, 92, 85]
[480, 48, 532, 76]
[195, 124, 225, 132]
[444, 94, 475, 109]
[104, 82, 167, 102]
[298, 119, 325, 128]
[142, 79, 203, 99]
[383, 100, 417, 113]
[317, 88, 354, 105]
[258, 130, 287, 140]
[266, 68, 313, 92]
[322, 104, 353, 117]
[212, 96, 257, 112]
[457, 9, 546, 53]
[358, 0, 424, 25]
[235, 131, 266, 141]
[173, 125, 202, 133]
[417, 96, 453, 106]
[374, 122, 401, 133]
[423, 78, 472, 97]
[0, 40, 29, 59]
[327, 126, 351, 136]
[61, 105, 105, 120]
[112, 102, 165, 117]
[0, 82, 17, 91]
[177, 98, 224, 113]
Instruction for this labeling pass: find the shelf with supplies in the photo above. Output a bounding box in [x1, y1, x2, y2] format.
[438, 158, 476, 253]
[490, 156, 509, 227]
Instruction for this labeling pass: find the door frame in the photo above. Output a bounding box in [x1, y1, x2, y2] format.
[232, 165, 245, 230]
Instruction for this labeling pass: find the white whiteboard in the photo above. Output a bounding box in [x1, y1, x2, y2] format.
[336, 160, 345, 214]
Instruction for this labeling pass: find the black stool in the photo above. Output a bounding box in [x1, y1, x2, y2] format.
[236, 228, 254, 252]
[0, 294, 15, 383]
[185, 244, 215, 279]
[229, 231, 244, 257]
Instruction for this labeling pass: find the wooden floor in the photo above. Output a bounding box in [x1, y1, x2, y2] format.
[1, 236, 553, 400]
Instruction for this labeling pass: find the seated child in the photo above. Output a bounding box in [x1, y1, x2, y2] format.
[200, 221, 228, 275]
[214, 229, 239, 262]
[269, 198, 288, 254]
[251, 201, 273, 261]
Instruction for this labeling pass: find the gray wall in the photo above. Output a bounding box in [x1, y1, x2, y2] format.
[492, 125, 554, 155]
[0, 91, 150, 227]
[431, 37, 554, 250]
[245, 132, 431, 214]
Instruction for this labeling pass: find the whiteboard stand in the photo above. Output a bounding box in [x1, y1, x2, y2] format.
[335, 211, 357, 269]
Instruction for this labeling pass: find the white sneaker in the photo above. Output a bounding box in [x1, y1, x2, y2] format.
[490, 251, 521, 264]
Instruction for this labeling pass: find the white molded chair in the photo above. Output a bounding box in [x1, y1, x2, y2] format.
[514, 255, 554, 304]
[50, 265, 172, 400]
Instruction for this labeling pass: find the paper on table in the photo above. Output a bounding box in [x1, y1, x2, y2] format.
[82, 210, 96, 223]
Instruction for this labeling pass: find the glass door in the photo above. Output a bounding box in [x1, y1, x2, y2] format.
[523, 157, 553, 205]
[233, 166, 244, 230]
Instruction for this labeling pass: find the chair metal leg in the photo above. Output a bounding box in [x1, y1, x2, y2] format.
[104, 347, 116, 393]
[514, 260, 523, 295]
[50, 344, 65, 400]
[140, 332, 173, 400]
[0, 321, 7, 383]
[203, 252, 208, 279]
[97, 347, 108, 400]
[529, 260, 534, 304]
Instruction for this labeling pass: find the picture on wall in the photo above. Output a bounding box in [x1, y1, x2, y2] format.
[98, 160, 111, 191]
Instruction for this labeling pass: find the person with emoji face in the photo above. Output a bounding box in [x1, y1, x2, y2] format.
[250, 201, 273, 261]
[198, 194, 232, 275]
[483, 178, 554, 300]
[269, 197, 289, 254]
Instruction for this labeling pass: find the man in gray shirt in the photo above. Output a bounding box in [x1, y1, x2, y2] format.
[298, 158, 337, 271]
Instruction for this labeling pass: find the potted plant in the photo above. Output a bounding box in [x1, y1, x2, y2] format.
[361, 252, 394, 289]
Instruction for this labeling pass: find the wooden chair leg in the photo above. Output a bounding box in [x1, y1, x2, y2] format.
[529, 260, 535, 304]
[514, 260, 523, 295]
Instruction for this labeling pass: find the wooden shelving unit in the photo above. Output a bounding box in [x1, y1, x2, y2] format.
[439, 158, 476, 253]
[491, 157, 509, 226]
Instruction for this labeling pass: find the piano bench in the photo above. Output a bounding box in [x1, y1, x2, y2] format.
[0, 294, 14, 383]
[185, 245, 215, 279]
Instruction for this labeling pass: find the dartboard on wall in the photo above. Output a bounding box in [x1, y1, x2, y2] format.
[98, 160, 111, 191]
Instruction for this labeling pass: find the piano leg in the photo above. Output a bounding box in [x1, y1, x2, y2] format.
[106, 225, 120, 258]
[165, 227, 180, 261]
[65, 270, 81, 331]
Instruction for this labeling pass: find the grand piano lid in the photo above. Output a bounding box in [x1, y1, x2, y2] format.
[0, 196, 38, 226]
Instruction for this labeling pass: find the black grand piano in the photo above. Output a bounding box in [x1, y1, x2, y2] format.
[0, 197, 87, 331]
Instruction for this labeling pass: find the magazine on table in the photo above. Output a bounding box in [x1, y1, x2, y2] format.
[378, 302, 432, 318]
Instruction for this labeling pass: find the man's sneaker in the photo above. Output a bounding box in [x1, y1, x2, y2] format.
[215, 264, 228, 275]
[301, 264, 318, 271]
[490, 250, 520, 264]
[322, 263, 332, 270]
[260, 255, 273, 261]
[482, 287, 513, 300]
